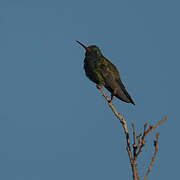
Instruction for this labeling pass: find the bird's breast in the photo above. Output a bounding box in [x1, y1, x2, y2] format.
[84, 58, 104, 85]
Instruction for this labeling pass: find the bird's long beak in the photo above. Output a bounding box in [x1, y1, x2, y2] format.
[76, 40, 91, 52]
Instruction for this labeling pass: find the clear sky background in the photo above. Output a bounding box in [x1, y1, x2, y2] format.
[0, 0, 179, 179]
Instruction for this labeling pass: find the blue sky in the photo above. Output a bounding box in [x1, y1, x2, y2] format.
[0, 0, 179, 179]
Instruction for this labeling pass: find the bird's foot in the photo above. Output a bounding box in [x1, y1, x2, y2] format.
[108, 94, 114, 104]
[108, 88, 117, 103]
[96, 84, 102, 90]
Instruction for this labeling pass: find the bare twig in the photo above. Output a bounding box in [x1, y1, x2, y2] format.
[144, 133, 160, 180]
[97, 86, 166, 180]
[97, 86, 137, 180]
[132, 123, 136, 147]
[132, 124, 140, 180]
[132, 123, 137, 158]
[136, 133, 142, 149]
[135, 117, 166, 160]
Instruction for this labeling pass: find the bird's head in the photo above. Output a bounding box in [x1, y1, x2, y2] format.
[76, 40, 102, 58]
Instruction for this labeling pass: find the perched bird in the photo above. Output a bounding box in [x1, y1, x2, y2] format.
[76, 40, 135, 105]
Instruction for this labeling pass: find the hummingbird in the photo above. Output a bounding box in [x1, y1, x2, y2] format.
[76, 40, 135, 105]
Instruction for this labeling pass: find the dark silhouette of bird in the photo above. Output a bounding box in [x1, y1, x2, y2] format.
[76, 40, 135, 105]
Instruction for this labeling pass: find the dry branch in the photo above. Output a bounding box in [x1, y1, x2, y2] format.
[135, 117, 167, 160]
[97, 85, 137, 179]
[144, 133, 160, 180]
[97, 86, 167, 180]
